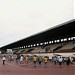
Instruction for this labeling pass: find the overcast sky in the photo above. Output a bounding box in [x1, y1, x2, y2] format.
[0, 0, 74, 47]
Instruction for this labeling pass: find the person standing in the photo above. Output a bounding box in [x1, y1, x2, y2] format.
[53, 56, 57, 65]
[70, 57, 73, 64]
[33, 55, 37, 67]
[20, 55, 24, 64]
[44, 56, 48, 68]
[3, 55, 6, 65]
[58, 56, 63, 68]
[38, 57, 42, 65]
[66, 57, 70, 66]
[25, 55, 29, 64]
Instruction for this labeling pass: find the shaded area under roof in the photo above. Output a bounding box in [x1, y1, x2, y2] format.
[0, 19, 75, 49]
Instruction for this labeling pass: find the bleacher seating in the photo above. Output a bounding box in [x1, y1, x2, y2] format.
[16, 49, 25, 54]
[13, 41, 75, 54]
[31, 47, 45, 53]
[57, 42, 75, 52]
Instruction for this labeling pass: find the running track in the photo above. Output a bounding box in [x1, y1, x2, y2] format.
[0, 60, 75, 75]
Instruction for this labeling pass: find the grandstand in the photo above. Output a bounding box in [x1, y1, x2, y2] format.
[0, 19, 75, 58]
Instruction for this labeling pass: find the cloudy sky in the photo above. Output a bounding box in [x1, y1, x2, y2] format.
[0, 0, 74, 47]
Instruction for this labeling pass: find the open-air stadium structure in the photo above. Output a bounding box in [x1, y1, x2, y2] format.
[0, 19, 75, 56]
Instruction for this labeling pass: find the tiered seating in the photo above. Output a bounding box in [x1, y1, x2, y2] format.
[16, 49, 25, 54]
[31, 47, 45, 53]
[25, 48, 34, 53]
[58, 42, 75, 51]
[20, 50, 26, 54]
[48, 43, 63, 52]
[13, 41, 75, 54]
[53, 45, 62, 52]
[21, 48, 30, 53]
[13, 50, 18, 54]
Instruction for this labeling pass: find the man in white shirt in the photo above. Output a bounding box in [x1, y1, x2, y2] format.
[3, 55, 6, 65]
[20, 55, 24, 64]
[58, 56, 63, 68]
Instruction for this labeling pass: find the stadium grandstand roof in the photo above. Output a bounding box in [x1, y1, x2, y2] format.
[0, 19, 75, 50]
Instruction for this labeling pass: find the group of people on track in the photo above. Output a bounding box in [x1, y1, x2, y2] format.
[16, 55, 48, 68]
[2, 54, 74, 68]
[52, 55, 74, 68]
